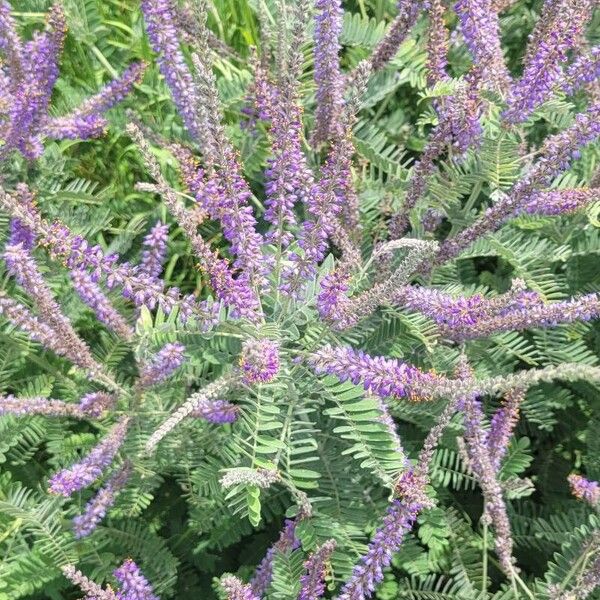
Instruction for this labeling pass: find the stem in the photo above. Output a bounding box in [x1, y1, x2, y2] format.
[482, 519, 488, 595]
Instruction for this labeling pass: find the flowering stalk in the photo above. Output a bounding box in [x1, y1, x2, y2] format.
[309, 345, 441, 401]
[73, 461, 133, 538]
[220, 467, 280, 490]
[454, 0, 509, 91]
[426, 0, 449, 87]
[438, 293, 600, 341]
[487, 389, 524, 471]
[460, 393, 515, 574]
[239, 339, 280, 384]
[48, 417, 130, 497]
[140, 0, 205, 143]
[113, 559, 159, 600]
[312, 0, 344, 146]
[438, 102, 600, 264]
[222, 575, 261, 600]
[145, 374, 234, 453]
[251, 518, 301, 595]
[78, 392, 117, 417]
[522, 188, 600, 216]
[61, 565, 118, 600]
[4, 243, 112, 379]
[43, 62, 146, 139]
[139, 221, 169, 279]
[70, 269, 134, 341]
[367, 0, 422, 74]
[503, 0, 594, 123]
[189, 399, 239, 423]
[298, 539, 337, 600]
[129, 125, 261, 320]
[0, 186, 214, 324]
[562, 46, 600, 96]
[568, 474, 600, 507]
[0, 394, 87, 418]
[138, 342, 185, 388]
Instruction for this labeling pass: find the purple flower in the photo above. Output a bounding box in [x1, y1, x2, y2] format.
[222, 575, 261, 600]
[0, 186, 212, 324]
[369, 0, 422, 73]
[78, 392, 117, 418]
[454, 0, 509, 91]
[308, 345, 441, 400]
[48, 417, 130, 497]
[568, 474, 600, 506]
[4, 243, 102, 374]
[251, 518, 300, 595]
[338, 499, 421, 600]
[562, 45, 600, 95]
[523, 188, 599, 216]
[140, 221, 169, 279]
[503, 0, 593, 123]
[189, 399, 239, 423]
[114, 559, 158, 600]
[312, 0, 345, 146]
[73, 462, 133, 538]
[43, 62, 146, 139]
[488, 389, 524, 471]
[71, 269, 134, 341]
[298, 539, 337, 600]
[139, 342, 185, 387]
[0, 394, 86, 418]
[460, 394, 515, 574]
[140, 0, 204, 142]
[239, 339, 280, 384]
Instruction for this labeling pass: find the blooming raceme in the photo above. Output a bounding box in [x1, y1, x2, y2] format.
[2, 0, 600, 598]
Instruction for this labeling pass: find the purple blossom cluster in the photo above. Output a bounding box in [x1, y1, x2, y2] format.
[309, 345, 440, 400]
[189, 399, 239, 423]
[568, 474, 600, 507]
[239, 339, 280, 384]
[0, 2, 143, 160]
[503, 0, 594, 123]
[113, 559, 159, 600]
[73, 461, 133, 538]
[48, 417, 130, 497]
[140, 221, 169, 279]
[139, 342, 186, 387]
[298, 539, 337, 600]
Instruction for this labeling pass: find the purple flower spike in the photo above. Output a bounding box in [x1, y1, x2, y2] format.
[139, 342, 185, 387]
[189, 399, 239, 423]
[309, 345, 441, 401]
[503, 0, 594, 123]
[71, 269, 134, 341]
[78, 392, 117, 418]
[222, 575, 261, 600]
[251, 518, 300, 595]
[338, 499, 421, 600]
[43, 62, 147, 140]
[48, 417, 130, 497]
[113, 559, 159, 600]
[140, 221, 169, 279]
[454, 0, 509, 91]
[0, 394, 86, 418]
[239, 339, 280, 384]
[488, 389, 524, 471]
[523, 188, 600, 216]
[562, 45, 600, 95]
[298, 539, 337, 600]
[73, 461, 133, 538]
[568, 474, 600, 507]
[312, 0, 345, 145]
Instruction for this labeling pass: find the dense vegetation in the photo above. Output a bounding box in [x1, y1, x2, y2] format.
[1, 0, 600, 599]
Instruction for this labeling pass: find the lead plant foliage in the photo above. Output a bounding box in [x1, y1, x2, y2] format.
[1, 0, 600, 599]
